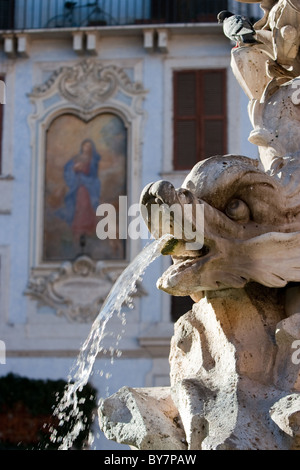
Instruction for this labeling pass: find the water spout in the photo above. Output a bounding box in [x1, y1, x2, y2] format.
[50, 234, 173, 450]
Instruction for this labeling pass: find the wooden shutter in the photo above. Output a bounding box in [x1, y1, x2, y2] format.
[173, 69, 227, 170]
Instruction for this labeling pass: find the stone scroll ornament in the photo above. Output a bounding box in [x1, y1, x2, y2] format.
[98, 0, 300, 450]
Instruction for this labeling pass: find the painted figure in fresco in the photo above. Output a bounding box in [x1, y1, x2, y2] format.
[56, 138, 101, 238]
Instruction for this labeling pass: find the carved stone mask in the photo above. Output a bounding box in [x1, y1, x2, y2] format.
[140, 154, 300, 295]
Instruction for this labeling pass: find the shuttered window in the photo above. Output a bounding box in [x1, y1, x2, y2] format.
[173, 69, 227, 170]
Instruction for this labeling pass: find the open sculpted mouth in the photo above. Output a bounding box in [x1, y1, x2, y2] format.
[172, 244, 211, 271]
[158, 238, 212, 293]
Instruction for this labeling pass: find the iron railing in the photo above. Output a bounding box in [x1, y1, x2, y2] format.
[0, 0, 256, 30]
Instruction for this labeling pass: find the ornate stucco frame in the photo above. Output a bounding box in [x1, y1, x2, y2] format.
[26, 59, 148, 322]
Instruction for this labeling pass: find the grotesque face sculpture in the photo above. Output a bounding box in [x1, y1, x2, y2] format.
[140, 155, 300, 296]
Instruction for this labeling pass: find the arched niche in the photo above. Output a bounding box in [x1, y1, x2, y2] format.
[26, 60, 147, 322]
[28, 59, 147, 271]
[43, 111, 127, 262]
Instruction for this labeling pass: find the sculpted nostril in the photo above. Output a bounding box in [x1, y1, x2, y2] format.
[177, 188, 193, 203]
[149, 180, 177, 205]
[140, 182, 155, 206]
[178, 189, 190, 196]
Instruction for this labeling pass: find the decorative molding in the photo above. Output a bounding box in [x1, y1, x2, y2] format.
[0, 177, 14, 215]
[29, 59, 146, 112]
[16, 34, 30, 57]
[27, 59, 147, 323]
[0, 246, 10, 325]
[26, 255, 112, 322]
[157, 29, 169, 53]
[143, 29, 155, 52]
[26, 254, 146, 323]
[3, 35, 15, 58]
[72, 32, 84, 55]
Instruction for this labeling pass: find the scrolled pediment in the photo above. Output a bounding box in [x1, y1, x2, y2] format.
[26, 254, 146, 323]
[29, 59, 146, 111]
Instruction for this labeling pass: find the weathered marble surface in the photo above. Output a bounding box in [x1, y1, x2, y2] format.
[98, 0, 300, 450]
[99, 285, 300, 450]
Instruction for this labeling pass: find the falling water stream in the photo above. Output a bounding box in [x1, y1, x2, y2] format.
[49, 234, 173, 450]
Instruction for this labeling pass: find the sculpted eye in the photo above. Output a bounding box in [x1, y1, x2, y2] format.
[225, 199, 250, 222]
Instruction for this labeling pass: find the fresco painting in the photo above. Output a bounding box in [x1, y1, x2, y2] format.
[43, 113, 127, 261]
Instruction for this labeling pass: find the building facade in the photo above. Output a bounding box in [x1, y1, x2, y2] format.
[0, 0, 261, 449]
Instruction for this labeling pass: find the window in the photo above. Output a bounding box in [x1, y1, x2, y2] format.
[0, 0, 14, 29]
[151, 0, 228, 23]
[173, 69, 227, 170]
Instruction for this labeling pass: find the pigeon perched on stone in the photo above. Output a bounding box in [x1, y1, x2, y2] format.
[217, 10, 258, 46]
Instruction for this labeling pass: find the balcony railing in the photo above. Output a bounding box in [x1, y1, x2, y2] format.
[0, 0, 257, 31]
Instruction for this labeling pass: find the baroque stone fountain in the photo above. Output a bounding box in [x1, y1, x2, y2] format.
[98, 0, 300, 450]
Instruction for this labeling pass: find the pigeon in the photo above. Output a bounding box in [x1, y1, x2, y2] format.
[217, 10, 258, 46]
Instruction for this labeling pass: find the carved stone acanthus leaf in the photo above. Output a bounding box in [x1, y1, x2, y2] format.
[29, 60, 146, 111]
[26, 255, 146, 323]
[26, 255, 114, 323]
